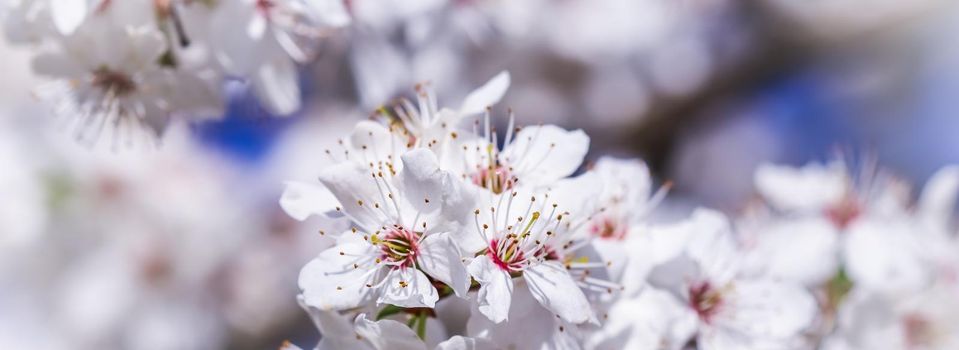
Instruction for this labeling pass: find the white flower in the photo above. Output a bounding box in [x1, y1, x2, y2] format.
[31, 19, 223, 147]
[457, 122, 590, 194]
[466, 184, 609, 325]
[280, 71, 510, 221]
[648, 209, 818, 349]
[2, 0, 58, 43]
[826, 285, 959, 350]
[585, 288, 697, 350]
[207, 0, 350, 115]
[570, 157, 668, 290]
[298, 149, 474, 310]
[375, 70, 511, 151]
[747, 161, 935, 293]
[43, 125, 242, 349]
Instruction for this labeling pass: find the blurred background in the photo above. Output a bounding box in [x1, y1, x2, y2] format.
[2, 0, 959, 348]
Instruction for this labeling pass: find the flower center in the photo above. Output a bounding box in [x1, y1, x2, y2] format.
[589, 216, 627, 240]
[488, 238, 526, 273]
[256, 0, 276, 16]
[903, 313, 936, 347]
[91, 67, 136, 96]
[825, 195, 861, 230]
[95, 0, 113, 14]
[689, 281, 723, 324]
[472, 165, 513, 194]
[377, 228, 420, 269]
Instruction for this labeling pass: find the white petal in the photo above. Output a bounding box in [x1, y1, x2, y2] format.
[467, 255, 514, 323]
[918, 165, 959, 232]
[209, 1, 267, 74]
[318, 162, 389, 229]
[247, 10, 268, 40]
[280, 181, 339, 221]
[682, 209, 741, 284]
[435, 336, 499, 350]
[459, 71, 510, 115]
[642, 220, 696, 266]
[710, 280, 816, 345]
[354, 314, 427, 350]
[593, 157, 654, 218]
[843, 218, 931, 293]
[399, 149, 446, 214]
[350, 120, 400, 163]
[252, 55, 301, 116]
[308, 0, 352, 27]
[297, 296, 372, 350]
[31, 53, 84, 77]
[524, 261, 595, 324]
[418, 233, 471, 298]
[378, 268, 439, 308]
[437, 173, 484, 252]
[746, 217, 840, 287]
[125, 26, 168, 68]
[50, 0, 88, 35]
[502, 125, 589, 186]
[274, 28, 309, 62]
[754, 162, 847, 213]
[587, 289, 697, 350]
[465, 281, 581, 350]
[299, 243, 377, 311]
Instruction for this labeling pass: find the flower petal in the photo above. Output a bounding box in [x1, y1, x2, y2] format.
[50, 0, 88, 35]
[399, 149, 446, 214]
[308, 0, 352, 27]
[502, 125, 589, 186]
[318, 162, 389, 230]
[524, 261, 595, 324]
[436, 336, 499, 350]
[350, 120, 401, 164]
[682, 209, 741, 284]
[705, 280, 816, 347]
[465, 281, 581, 350]
[754, 162, 847, 213]
[467, 255, 514, 323]
[298, 243, 377, 311]
[31, 52, 84, 77]
[378, 268, 439, 308]
[354, 314, 427, 350]
[209, 1, 267, 74]
[743, 217, 840, 287]
[459, 71, 510, 115]
[296, 295, 372, 350]
[280, 181, 339, 221]
[843, 218, 931, 293]
[418, 233, 471, 298]
[252, 55, 301, 116]
[918, 165, 959, 233]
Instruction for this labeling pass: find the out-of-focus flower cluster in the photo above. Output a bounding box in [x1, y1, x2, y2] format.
[0, 115, 354, 349]
[2, 0, 349, 146]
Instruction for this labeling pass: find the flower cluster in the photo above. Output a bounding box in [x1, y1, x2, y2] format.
[279, 73, 824, 349]
[741, 161, 959, 349]
[2, 0, 349, 146]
